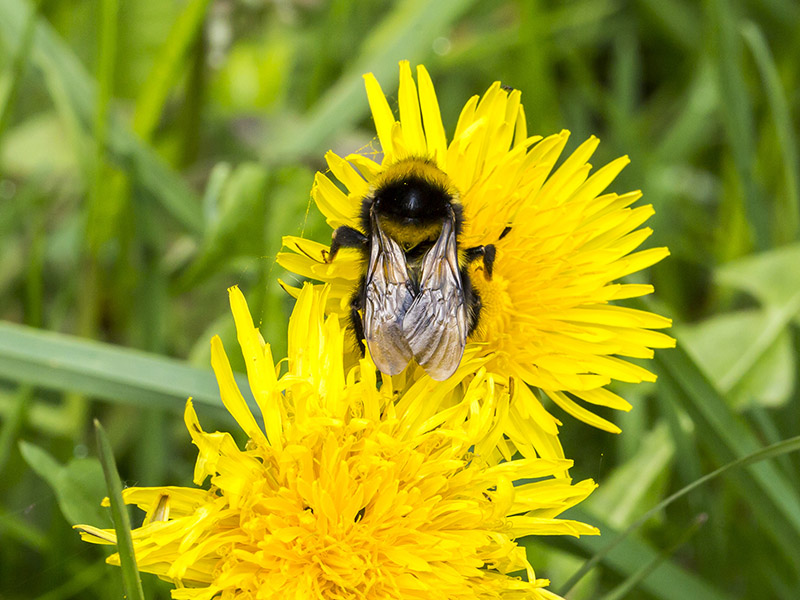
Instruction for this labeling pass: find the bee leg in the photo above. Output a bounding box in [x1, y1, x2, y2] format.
[482, 245, 496, 278]
[349, 276, 367, 354]
[350, 305, 366, 354]
[464, 244, 496, 279]
[325, 226, 368, 263]
[460, 263, 482, 335]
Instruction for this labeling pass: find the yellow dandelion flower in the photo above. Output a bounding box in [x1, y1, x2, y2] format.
[76, 284, 598, 599]
[277, 61, 675, 435]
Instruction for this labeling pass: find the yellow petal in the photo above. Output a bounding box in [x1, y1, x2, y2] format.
[417, 64, 447, 167]
[514, 102, 528, 148]
[398, 60, 427, 157]
[228, 286, 283, 449]
[345, 153, 383, 182]
[312, 171, 360, 229]
[544, 390, 622, 433]
[568, 155, 630, 207]
[325, 151, 369, 199]
[363, 72, 396, 162]
[210, 335, 265, 443]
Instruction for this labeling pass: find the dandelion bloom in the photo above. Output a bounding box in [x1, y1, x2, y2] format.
[278, 61, 674, 438]
[77, 284, 598, 599]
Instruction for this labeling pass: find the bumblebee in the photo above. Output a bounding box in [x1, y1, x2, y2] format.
[324, 157, 496, 381]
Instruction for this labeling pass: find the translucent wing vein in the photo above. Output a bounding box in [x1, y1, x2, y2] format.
[403, 216, 467, 380]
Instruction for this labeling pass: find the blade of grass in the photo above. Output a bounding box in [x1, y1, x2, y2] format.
[659, 384, 706, 514]
[0, 385, 31, 476]
[608, 21, 639, 154]
[718, 292, 800, 392]
[0, 504, 47, 550]
[34, 563, 107, 600]
[752, 0, 800, 22]
[636, 0, 701, 51]
[94, 420, 145, 600]
[35, 38, 94, 179]
[132, 0, 212, 142]
[635, 285, 800, 559]
[176, 26, 205, 167]
[0, 0, 41, 145]
[546, 508, 732, 600]
[94, 0, 118, 198]
[0, 0, 204, 235]
[19, 441, 107, 526]
[658, 343, 800, 524]
[751, 406, 800, 492]
[0, 390, 76, 437]
[560, 434, 800, 594]
[132, 198, 173, 483]
[655, 345, 800, 567]
[0, 320, 253, 420]
[709, 0, 769, 249]
[589, 424, 674, 528]
[740, 21, 800, 242]
[264, 0, 477, 164]
[599, 513, 707, 600]
[654, 58, 717, 164]
[87, 0, 123, 254]
[715, 240, 800, 306]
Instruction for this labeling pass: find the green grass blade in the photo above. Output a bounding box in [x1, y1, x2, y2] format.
[751, 406, 800, 492]
[636, 0, 701, 51]
[607, 23, 639, 153]
[709, 0, 768, 249]
[0, 504, 47, 550]
[263, 0, 477, 164]
[0, 386, 31, 476]
[87, 0, 122, 254]
[715, 241, 800, 306]
[740, 21, 800, 242]
[656, 344, 800, 558]
[34, 564, 107, 600]
[94, 0, 118, 190]
[552, 507, 732, 600]
[0, 0, 204, 235]
[654, 59, 717, 164]
[662, 343, 800, 506]
[132, 0, 212, 142]
[94, 420, 145, 600]
[599, 514, 707, 600]
[718, 294, 800, 393]
[588, 424, 674, 527]
[19, 441, 107, 526]
[0, 0, 41, 144]
[561, 434, 800, 594]
[0, 320, 252, 419]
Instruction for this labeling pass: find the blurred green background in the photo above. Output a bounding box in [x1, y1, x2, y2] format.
[1, 0, 799, 598]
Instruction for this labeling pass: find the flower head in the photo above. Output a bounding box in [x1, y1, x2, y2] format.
[278, 61, 674, 435]
[77, 284, 598, 599]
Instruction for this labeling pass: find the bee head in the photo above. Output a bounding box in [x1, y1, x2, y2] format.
[370, 158, 459, 229]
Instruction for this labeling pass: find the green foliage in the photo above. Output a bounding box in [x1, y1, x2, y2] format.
[93, 420, 145, 600]
[1, 0, 799, 598]
[19, 440, 107, 526]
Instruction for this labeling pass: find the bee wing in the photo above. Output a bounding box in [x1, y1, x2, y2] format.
[363, 211, 415, 375]
[402, 216, 467, 381]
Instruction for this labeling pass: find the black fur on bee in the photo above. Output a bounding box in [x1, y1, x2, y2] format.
[325, 158, 497, 381]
